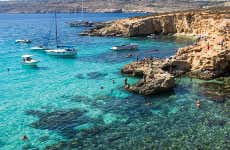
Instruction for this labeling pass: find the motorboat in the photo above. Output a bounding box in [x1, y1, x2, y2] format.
[30, 46, 46, 51]
[111, 43, 138, 50]
[21, 55, 39, 66]
[45, 48, 77, 56]
[16, 39, 32, 44]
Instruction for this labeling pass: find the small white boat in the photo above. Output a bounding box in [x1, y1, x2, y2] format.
[30, 46, 46, 51]
[111, 43, 138, 50]
[21, 55, 39, 66]
[16, 39, 32, 44]
[45, 48, 77, 56]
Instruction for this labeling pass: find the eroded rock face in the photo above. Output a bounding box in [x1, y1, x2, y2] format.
[84, 7, 230, 80]
[173, 35, 230, 79]
[82, 7, 230, 37]
[121, 59, 175, 95]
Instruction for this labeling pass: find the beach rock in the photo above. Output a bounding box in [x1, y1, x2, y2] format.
[121, 59, 175, 95]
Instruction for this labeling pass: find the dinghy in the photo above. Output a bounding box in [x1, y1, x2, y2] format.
[111, 43, 138, 50]
[21, 55, 39, 66]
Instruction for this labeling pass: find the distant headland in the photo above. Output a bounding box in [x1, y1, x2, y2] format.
[0, 0, 229, 13]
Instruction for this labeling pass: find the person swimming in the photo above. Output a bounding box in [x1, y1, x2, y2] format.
[196, 100, 201, 109]
[20, 135, 29, 141]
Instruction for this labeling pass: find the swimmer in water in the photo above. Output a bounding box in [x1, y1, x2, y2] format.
[196, 100, 201, 109]
[20, 135, 28, 141]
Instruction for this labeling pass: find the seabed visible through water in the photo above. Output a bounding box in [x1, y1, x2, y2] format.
[0, 13, 229, 149]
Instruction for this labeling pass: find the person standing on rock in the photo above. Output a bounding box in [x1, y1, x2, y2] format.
[207, 42, 210, 50]
[124, 78, 129, 88]
[124, 78, 128, 85]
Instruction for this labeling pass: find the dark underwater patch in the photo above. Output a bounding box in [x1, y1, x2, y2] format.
[25, 109, 89, 138]
[199, 82, 230, 103]
[74, 73, 86, 79]
[86, 72, 107, 80]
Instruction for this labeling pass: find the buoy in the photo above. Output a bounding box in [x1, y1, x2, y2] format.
[100, 86, 104, 90]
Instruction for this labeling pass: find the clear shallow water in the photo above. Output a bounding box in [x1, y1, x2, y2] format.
[0, 13, 229, 150]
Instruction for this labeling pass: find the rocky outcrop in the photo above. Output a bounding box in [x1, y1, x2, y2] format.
[82, 7, 230, 37]
[84, 7, 230, 80]
[121, 59, 175, 95]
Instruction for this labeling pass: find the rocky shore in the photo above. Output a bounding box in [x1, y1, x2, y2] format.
[121, 58, 175, 96]
[83, 7, 230, 95]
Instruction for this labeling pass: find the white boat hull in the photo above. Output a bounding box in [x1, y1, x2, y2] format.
[30, 46, 45, 51]
[22, 60, 39, 66]
[45, 49, 77, 56]
[16, 40, 32, 44]
[111, 44, 138, 50]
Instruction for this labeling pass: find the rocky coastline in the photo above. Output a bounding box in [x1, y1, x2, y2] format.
[82, 7, 230, 95]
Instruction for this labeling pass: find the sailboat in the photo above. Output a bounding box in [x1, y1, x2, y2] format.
[69, 0, 93, 27]
[45, 12, 77, 57]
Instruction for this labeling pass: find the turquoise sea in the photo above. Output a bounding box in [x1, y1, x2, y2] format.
[0, 13, 229, 150]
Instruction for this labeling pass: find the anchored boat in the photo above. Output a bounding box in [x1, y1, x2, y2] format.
[21, 55, 39, 66]
[111, 43, 138, 50]
[16, 39, 32, 44]
[45, 12, 77, 57]
[69, 0, 93, 27]
[30, 46, 46, 51]
[46, 47, 77, 56]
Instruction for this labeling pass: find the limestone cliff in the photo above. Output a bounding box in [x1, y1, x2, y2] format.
[83, 7, 230, 37]
[84, 7, 230, 80]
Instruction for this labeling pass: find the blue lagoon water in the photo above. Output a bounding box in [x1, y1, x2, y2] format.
[0, 13, 229, 149]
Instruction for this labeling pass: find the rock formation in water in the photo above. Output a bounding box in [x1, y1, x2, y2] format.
[121, 59, 175, 96]
[83, 7, 230, 95]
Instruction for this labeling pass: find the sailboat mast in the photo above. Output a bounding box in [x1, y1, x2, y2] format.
[81, 0, 84, 21]
[55, 11, 58, 48]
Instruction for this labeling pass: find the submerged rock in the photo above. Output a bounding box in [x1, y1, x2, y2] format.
[25, 109, 87, 138]
[199, 80, 230, 103]
[86, 72, 107, 80]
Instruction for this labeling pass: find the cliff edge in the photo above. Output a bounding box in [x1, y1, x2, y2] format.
[83, 7, 230, 95]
